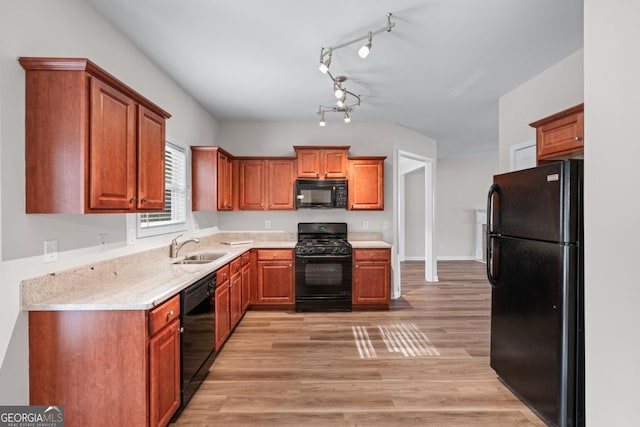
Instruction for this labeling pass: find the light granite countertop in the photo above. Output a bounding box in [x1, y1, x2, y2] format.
[21, 233, 391, 312]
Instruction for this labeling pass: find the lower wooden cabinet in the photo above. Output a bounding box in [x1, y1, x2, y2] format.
[229, 258, 243, 329]
[254, 249, 294, 307]
[215, 265, 231, 350]
[241, 252, 251, 313]
[352, 248, 391, 309]
[28, 294, 181, 426]
[149, 315, 181, 427]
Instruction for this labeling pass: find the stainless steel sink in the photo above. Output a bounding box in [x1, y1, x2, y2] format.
[184, 252, 228, 261]
[173, 252, 228, 265]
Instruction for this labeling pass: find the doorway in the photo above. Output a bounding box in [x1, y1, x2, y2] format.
[394, 150, 437, 299]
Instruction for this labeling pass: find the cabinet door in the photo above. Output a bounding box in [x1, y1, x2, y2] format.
[217, 152, 233, 210]
[230, 272, 243, 328]
[349, 159, 384, 210]
[267, 159, 295, 210]
[215, 284, 230, 349]
[191, 147, 217, 211]
[323, 149, 348, 179]
[137, 105, 166, 210]
[296, 150, 321, 178]
[257, 261, 294, 304]
[353, 261, 390, 305]
[89, 78, 137, 210]
[537, 111, 584, 160]
[149, 319, 180, 427]
[241, 263, 251, 313]
[238, 159, 266, 210]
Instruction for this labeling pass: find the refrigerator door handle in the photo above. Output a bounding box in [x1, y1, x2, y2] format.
[486, 184, 499, 287]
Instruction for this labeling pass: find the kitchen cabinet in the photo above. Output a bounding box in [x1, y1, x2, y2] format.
[237, 158, 296, 210]
[241, 251, 252, 313]
[238, 159, 266, 210]
[294, 146, 349, 179]
[530, 103, 584, 162]
[348, 157, 385, 210]
[19, 57, 171, 214]
[352, 248, 391, 309]
[229, 258, 243, 329]
[215, 264, 231, 349]
[254, 249, 295, 307]
[148, 295, 181, 427]
[28, 295, 180, 426]
[191, 146, 235, 211]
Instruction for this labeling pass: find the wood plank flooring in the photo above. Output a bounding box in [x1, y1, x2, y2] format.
[172, 261, 545, 426]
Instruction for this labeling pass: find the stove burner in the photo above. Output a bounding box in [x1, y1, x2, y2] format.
[295, 225, 352, 257]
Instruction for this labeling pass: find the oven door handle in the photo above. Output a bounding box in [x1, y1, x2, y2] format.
[295, 255, 353, 260]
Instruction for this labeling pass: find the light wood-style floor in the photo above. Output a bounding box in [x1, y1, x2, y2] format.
[172, 261, 545, 426]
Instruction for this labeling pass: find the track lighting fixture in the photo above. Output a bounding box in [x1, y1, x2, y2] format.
[319, 49, 332, 74]
[316, 13, 396, 125]
[358, 32, 373, 59]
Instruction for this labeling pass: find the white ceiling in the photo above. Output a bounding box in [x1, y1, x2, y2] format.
[86, 0, 583, 158]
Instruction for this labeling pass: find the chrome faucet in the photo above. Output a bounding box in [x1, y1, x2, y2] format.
[169, 234, 200, 258]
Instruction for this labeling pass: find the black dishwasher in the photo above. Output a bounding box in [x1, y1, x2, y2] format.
[176, 271, 216, 417]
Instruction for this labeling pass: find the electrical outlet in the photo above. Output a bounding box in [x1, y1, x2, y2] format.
[265, 220, 271, 230]
[44, 240, 58, 263]
[127, 228, 136, 246]
[99, 233, 107, 250]
[362, 221, 369, 230]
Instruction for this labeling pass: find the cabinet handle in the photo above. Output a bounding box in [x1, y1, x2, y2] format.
[167, 310, 174, 319]
[574, 136, 582, 141]
[130, 196, 137, 203]
[315, 171, 320, 177]
[324, 171, 328, 177]
[141, 197, 148, 203]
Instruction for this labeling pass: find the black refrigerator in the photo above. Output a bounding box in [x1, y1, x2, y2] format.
[486, 160, 584, 427]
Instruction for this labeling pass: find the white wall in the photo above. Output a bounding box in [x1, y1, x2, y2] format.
[0, 0, 219, 403]
[436, 153, 498, 259]
[498, 49, 584, 171]
[404, 169, 425, 259]
[584, 1, 640, 424]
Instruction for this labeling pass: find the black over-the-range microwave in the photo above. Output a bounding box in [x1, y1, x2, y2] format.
[295, 179, 348, 209]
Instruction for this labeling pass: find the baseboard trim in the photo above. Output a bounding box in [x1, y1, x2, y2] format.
[436, 256, 476, 261]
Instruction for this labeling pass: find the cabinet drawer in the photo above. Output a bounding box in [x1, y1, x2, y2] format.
[257, 249, 292, 261]
[230, 257, 242, 275]
[354, 248, 391, 262]
[241, 251, 250, 266]
[149, 294, 180, 336]
[217, 264, 230, 285]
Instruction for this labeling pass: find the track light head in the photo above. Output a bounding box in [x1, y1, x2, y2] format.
[319, 110, 326, 126]
[344, 111, 351, 123]
[359, 32, 373, 58]
[319, 48, 332, 74]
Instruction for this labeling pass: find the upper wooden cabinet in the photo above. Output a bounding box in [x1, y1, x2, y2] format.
[348, 157, 385, 210]
[191, 146, 235, 211]
[19, 57, 171, 214]
[530, 103, 584, 162]
[294, 146, 349, 179]
[237, 157, 295, 210]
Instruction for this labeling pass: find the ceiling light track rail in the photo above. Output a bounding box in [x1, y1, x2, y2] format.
[319, 13, 395, 65]
[316, 13, 395, 126]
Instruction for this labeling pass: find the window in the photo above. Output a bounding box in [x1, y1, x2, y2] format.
[137, 139, 187, 237]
